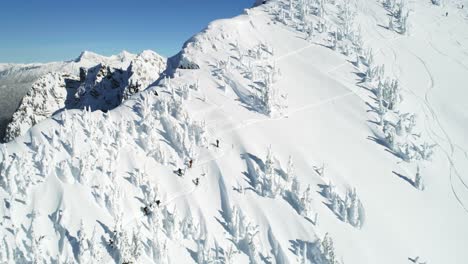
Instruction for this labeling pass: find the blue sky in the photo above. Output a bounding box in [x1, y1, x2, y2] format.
[0, 0, 253, 63]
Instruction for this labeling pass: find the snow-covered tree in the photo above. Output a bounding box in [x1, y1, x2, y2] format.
[322, 181, 365, 228]
[259, 146, 283, 197]
[417, 142, 436, 161]
[345, 188, 365, 228]
[88, 226, 104, 263]
[181, 213, 200, 240]
[162, 206, 181, 240]
[321, 233, 340, 264]
[414, 165, 424, 190]
[285, 155, 295, 191]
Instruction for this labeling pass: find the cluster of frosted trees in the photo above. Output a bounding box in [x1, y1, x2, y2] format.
[0, 145, 44, 201]
[242, 43, 286, 116]
[249, 147, 316, 219]
[359, 46, 434, 174]
[271, 0, 327, 29]
[224, 206, 262, 263]
[264, 0, 432, 176]
[360, 47, 434, 188]
[0, 74, 211, 262]
[215, 41, 286, 116]
[321, 181, 365, 228]
[293, 232, 341, 264]
[384, 0, 410, 34]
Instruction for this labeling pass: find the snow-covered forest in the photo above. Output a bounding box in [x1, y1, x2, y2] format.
[1, 0, 468, 263]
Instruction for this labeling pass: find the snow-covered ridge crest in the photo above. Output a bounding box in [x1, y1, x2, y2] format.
[74, 50, 137, 67]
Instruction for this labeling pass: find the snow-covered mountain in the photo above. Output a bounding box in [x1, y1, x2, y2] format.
[0, 50, 137, 141]
[1, 0, 468, 263]
[2, 50, 166, 142]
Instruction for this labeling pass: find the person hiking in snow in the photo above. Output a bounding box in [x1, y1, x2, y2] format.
[143, 206, 151, 216]
[155, 200, 161, 207]
[446, 11, 449, 16]
[216, 139, 220, 148]
[189, 159, 193, 169]
[177, 168, 183, 176]
[154, 90, 159, 96]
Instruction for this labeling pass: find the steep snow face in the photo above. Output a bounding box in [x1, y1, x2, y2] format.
[1, 0, 468, 263]
[2, 50, 166, 142]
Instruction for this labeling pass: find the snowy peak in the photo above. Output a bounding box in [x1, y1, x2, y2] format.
[74, 50, 137, 69]
[75, 50, 101, 63]
[116, 50, 134, 62]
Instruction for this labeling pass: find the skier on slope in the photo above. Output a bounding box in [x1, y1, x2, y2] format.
[193, 178, 200, 186]
[216, 139, 220, 148]
[143, 206, 151, 216]
[177, 168, 183, 176]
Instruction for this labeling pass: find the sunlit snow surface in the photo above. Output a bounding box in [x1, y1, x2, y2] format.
[1, 0, 468, 263]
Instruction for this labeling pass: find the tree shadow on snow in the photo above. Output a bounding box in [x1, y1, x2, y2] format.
[289, 239, 323, 263]
[366, 130, 404, 160]
[353, 71, 367, 84]
[317, 184, 346, 222]
[64, 229, 80, 262]
[240, 153, 265, 193]
[393, 171, 415, 187]
[96, 220, 118, 262]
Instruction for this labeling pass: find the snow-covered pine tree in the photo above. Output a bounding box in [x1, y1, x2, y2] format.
[345, 188, 364, 228]
[285, 155, 295, 191]
[321, 233, 339, 264]
[414, 166, 424, 190]
[77, 220, 90, 263]
[299, 185, 314, 217]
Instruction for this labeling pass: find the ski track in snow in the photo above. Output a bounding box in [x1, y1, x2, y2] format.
[405, 49, 468, 214]
[363, 2, 468, 214]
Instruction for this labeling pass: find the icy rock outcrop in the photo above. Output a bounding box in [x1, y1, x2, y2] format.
[4, 50, 166, 142]
[0, 50, 138, 142]
[4, 73, 80, 142]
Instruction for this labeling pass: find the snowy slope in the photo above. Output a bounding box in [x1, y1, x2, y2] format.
[1, 0, 468, 263]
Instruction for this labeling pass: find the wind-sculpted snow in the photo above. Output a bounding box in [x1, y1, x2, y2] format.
[1, 0, 468, 263]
